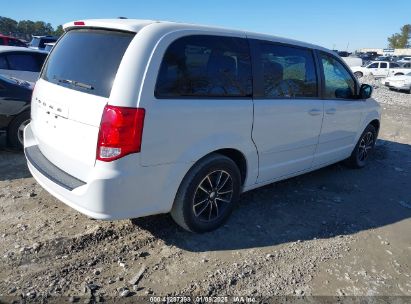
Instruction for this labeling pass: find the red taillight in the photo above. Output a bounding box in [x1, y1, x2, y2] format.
[74, 21, 85, 26]
[97, 105, 145, 162]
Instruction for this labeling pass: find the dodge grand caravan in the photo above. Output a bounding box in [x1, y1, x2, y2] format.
[24, 19, 380, 232]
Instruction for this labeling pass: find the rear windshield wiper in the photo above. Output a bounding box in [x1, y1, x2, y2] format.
[54, 77, 94, 90]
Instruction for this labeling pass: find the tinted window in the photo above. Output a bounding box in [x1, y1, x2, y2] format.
[368, 63, 378, 68]
[38, 38, 57, 49]
[390, 62, 400, 68]
[7, 54, 40, 72]
[41, 29, 134, 98]
[0, 55, 7, 69]
[155, 35, 252, 98]
[380, 62, 387, 68]
[321, 54, 356, 99]
[258, 43, 317, 98]
[8, 38, 26, 47]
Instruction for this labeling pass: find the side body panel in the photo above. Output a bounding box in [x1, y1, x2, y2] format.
[130, 25, 259, 189]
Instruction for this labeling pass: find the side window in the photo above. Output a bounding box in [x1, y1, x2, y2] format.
[0, 38, 4, 45]
[155, 35, 252, 98]
[389, 62, 400, 68]
[320, 53, 356, 99]
[380, 62, 387, 68]
[0, 55, 8, 69]
[6, 53, 40, 72]
[258, 43, 317, 98]
[368, 63, 378, 68]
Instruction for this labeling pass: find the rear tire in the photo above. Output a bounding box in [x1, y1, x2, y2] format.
[7, 111, 30, 149]
[171, 153, 241, 233]
[345, 124, 377, 169]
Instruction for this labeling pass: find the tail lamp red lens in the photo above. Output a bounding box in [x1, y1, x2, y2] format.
[97, 105, 145, 162]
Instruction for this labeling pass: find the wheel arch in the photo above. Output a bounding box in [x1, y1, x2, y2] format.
[369, 119, 380, 134]
[210, 148, 247, 186]
[179, 148, 249, 187]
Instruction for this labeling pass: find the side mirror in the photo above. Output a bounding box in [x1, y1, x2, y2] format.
[359, 84, 373, 99]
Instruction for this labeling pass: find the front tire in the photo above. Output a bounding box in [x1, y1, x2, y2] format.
[346, 124, 377, 168]
[7, 111, 30, 149]
[171, 154, 241, 233]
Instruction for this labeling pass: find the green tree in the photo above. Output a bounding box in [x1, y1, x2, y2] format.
[0, 16, 64, 40]
[53, 25, 64, 36]
[388, 24, 411, 48]
[16, 20, 35, 40]
[0, 16, 18, 35]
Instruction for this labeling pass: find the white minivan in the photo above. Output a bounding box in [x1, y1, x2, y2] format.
[24, 19, 381, 232]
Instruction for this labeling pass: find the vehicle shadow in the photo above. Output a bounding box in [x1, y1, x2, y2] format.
[132, 139, 411, 252]
[0, 134, 31, 181]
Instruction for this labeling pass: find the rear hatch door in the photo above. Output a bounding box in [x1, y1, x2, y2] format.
[31, 28, 135, 181]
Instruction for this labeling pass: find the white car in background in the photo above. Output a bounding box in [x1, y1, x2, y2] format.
[382, 72, 411, 94]
[0, 46, 47, 82]
[351, 61, 411, 78]
[398, 57, 411, 64]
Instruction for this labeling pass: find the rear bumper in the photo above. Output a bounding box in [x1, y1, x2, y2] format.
[24, 123, 186, 220]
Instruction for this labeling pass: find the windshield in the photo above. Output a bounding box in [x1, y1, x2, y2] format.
[41, 29, 135, 98]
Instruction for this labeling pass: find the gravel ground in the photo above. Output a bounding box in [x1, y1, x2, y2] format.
[0, 80, 410, 302]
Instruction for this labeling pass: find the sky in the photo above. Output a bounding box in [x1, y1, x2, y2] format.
[2, 0, 411, 51]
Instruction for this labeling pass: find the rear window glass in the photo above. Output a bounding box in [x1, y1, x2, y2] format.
[7, 53, 42, 72]
[155, 35, 252, 98]
[41, 29, 134, 98]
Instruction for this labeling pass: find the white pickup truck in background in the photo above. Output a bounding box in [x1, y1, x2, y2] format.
[350, 61, 411, 78]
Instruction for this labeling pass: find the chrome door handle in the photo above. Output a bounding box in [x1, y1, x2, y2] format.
[308, 109, 322, 116]
[326, 108, 336, 115]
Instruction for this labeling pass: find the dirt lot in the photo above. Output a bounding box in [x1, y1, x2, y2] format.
[0, 82, 411, 302]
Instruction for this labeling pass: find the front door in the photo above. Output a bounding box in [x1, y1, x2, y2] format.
[313, 53, 364, 167]
[376, 62, 389, 77]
